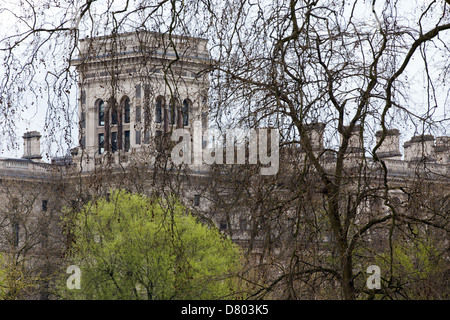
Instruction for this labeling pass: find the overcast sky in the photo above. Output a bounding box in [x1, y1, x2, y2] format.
[0, 0, 448, 161]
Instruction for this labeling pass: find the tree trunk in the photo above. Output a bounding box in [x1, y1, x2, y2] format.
[341, 252, 355, 300]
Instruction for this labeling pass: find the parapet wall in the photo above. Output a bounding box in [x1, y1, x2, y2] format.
[302, 124, 449, 165]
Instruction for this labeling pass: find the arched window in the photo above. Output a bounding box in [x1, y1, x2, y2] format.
[98, 99, 105, 126]
[123, 96, 131, 124]
[155, 96, 163, 123]
[182, 99, 191, 127]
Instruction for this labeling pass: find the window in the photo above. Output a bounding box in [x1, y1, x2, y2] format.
[202, 112, 208, 129]
[155, 130, 164, 151]
[144, 130, 150, 144]
[219, 220, 228, 230]
[135, 130, 141, 145]
[98, 100, 105, 126]
[182, 99, 190, 126]
[123, 97, 131, 123]
[169, 100, 177, 125]
[98, 133, 105, 154]
[111, 132, 118, 152]
[13, 222, 19, 247]
[135, 84, 141, 99]
[155, 97, 163, 123]
[42, 200, 48, 212]
[111, 108, 118, 125]
[240, 218, 248, 231]
[124, 130, 130, 152]
[136, 105, 141, 123]
[193, 194, 201, 206]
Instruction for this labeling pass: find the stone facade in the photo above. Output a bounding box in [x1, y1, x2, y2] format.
[0, 31, 448, 299]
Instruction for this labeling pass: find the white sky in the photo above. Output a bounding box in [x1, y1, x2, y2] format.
[0, 0, 448, 160]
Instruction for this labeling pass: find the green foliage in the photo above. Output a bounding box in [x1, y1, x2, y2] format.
[374, 231, 448, 299]
[59, 189, 242, 300]
[0, 253, 38, 300]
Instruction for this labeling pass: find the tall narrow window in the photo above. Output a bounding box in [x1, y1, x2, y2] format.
[124, 130, 130, 152]
[194, 194, 201, 206]
[98, 100, 105, 126]
[123, 97, 131, 123]
[135, 84, 141, 99]
[182, 99, 190, 126]
[135, 130, 141, 145]
[155, 97, 163, 123]
[240, 218, 248, 231]
[111, 108, 118, 125]
[169, 99, 177, 125]
[13, 222, 19, 247]
[136, 105, 141, 123]
[42, 200, 48, 212]
[111, 132, 118, 152]
[144, 130, 150, 144]
[98, 133, 105, 154]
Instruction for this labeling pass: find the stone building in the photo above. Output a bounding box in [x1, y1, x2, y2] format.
[0, 31, 448, 299]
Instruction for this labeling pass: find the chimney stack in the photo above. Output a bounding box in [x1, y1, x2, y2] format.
[302, 122, 325, 151]
[375, 129, 402, 160]
[342, 124, 364, 155]
[403, 134, 435, 162]
[22, 131, 42, 160]
[433, 136, 449, 164]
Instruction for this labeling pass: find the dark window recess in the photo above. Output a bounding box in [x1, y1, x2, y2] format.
[124, 130, 130, 152]
[193, 194, 201, 206]
[135, 130, 141, 145]
[135, 84, 141, 99]
[155, 97, 163, 123]
[169, 104, 176, 124]
[136, 105, 141, 123]
[144, 130, 150, 144]
[42, 200, 48, 212]
[13, 223, 19, 247]
[98, 133, 105, 154]
[240, 218, 248, 230]
[98, 100, 105, 126]
[182, 99, 190, 126]
[124, 97, 131, 123]
[111, 109, 118, 125]
[111, 132, 118, 152]
[155, 130, 163, 151]
[219, 220, 228, 230]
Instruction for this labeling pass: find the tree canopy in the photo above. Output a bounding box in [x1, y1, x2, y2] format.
[59, 189, 242, 300]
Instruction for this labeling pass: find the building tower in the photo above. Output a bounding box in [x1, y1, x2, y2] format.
[71, 31, 210, 171]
